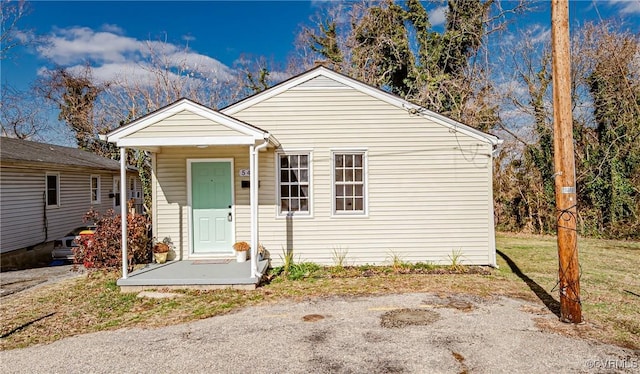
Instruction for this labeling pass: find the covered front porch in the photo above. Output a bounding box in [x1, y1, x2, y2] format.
[117, 259, 270, 292]
[103, 98, 279, 291]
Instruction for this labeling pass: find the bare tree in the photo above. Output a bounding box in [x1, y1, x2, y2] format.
[0, 85, 52, 139]
[0, 0, 31, 60]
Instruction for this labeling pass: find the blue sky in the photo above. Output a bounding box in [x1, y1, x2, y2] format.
[1, 0, 639, 146]
[3, 1, 639, 92]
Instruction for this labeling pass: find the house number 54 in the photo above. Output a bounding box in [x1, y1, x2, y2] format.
[239, 169, 250, 177]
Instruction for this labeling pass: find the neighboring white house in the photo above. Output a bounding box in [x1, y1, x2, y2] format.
[105, 66, 502, 281]
[0, 137, 142, 260]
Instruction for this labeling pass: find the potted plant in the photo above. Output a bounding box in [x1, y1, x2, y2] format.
[233, 241, 250, 263]
[152, 237, 172, 264]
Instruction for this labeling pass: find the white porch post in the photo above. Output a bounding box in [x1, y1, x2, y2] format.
[120, 147, 129, 279]
[249, 145, 257, 278]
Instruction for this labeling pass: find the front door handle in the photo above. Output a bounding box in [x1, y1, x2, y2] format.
[228, 212, 232, 222]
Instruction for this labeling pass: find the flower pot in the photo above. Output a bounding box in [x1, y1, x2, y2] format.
[154, 252, 168, 264]
[236, 250, 247, 263]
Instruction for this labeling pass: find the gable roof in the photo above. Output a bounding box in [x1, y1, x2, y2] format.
[222, 66, 502, 146]
[106, 98, 274, 145]
[0, 137, 123, 171]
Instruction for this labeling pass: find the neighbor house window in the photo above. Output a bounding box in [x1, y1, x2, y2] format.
[278, 153, 310, 215]
[90, 175, 100, 204]
[333, 152, 366, 215]
[46, 173, 60, 207]
[128, 176, 137, 199]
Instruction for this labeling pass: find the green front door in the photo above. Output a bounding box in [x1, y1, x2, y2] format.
[191, 161, 233, 254]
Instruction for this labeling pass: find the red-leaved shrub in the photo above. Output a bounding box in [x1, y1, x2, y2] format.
[75, 203, 151, 271]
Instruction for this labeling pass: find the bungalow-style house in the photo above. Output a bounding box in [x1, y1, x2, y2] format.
[0, 137, 142, 269]
[105, 66, 502, 290]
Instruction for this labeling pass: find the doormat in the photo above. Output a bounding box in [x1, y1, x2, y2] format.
[192, 259, 232, 264]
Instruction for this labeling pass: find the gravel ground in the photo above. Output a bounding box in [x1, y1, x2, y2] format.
[1, 293, 638, 373]
[0, 265, 85, 298]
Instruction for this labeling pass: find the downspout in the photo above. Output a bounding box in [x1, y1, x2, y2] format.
[120, 147, 129, 279]
[250, 136, 269, 279]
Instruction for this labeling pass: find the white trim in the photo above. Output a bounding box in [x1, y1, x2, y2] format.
[330, 149, 369, 218]
[151, 152, 158, 258]
[113, 176, 121, 210]
[120, 148, 128, 280]
[116, 136, 257, 148]
[488, 154, 497, 267]
[127, 176, 137, 199]
[107, 99, 268, 141]
[275, 150, 313, 218]
[186, 158, 235, 258]
[45, 172, 60, 208]
[90, 175, 101, 204]
[222, 67, 500, 146]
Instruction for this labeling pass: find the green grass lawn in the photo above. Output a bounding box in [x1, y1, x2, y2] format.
[1, 233, 638, 350]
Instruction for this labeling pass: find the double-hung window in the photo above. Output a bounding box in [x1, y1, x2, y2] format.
[90, 175, 100, 204]
[333, 151, 366, 215]
[278, 153, 310, 216]
[46, 173, 60, 207]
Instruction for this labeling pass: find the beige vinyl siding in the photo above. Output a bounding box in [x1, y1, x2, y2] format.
[230, 83, 495, 266]
[126, 110, 245, 139]
[296, 75, 349, 88]
[0, 165, 132, 253]
[153, 146, 253, 259]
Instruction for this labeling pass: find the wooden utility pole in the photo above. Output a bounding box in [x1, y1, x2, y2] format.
[551, 0, 582, 323]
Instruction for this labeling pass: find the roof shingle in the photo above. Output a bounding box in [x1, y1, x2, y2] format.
[0, 137, 121, 171]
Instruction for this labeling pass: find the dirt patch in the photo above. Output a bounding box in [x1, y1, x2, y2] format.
[380, 308, 440, 328]
[421, 294, 480, 312]
[452, 351, 469, 374]
[533, 317, 599, 342]
[302, 314, 325, 322]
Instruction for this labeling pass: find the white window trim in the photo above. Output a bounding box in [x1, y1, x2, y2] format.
[113, 176, 121, 209]
[128, 176, 137, 199]
[90, 175, 101, 204]
[275, 150, 313, 218]
[46, 172, 60, 208]
[331, 149, 369, 218]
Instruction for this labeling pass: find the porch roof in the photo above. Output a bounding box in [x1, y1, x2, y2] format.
[103, 98, 280, 149]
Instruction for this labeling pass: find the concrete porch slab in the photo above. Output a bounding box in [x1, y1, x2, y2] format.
[117, 259, 269, 293]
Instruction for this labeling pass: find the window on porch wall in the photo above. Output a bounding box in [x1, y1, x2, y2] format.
[278, 153, 310, 215]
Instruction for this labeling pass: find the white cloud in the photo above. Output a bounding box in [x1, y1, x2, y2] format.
[429, 6, 447, 27]
[101, 24, 125, 34]
[35, 26, 233, 89]
[268, 70, 292, 83]
[526, 24, 551, 45]
[497, 79, 527, 98]
[38, 26, 141, 64]
[608, 0, 640, 14]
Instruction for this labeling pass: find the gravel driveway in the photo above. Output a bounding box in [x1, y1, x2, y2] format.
[1, 293, 638, 373]
[0, 265, 85, 298]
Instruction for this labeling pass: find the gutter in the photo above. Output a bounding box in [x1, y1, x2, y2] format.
[250, 134, 270, 279]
